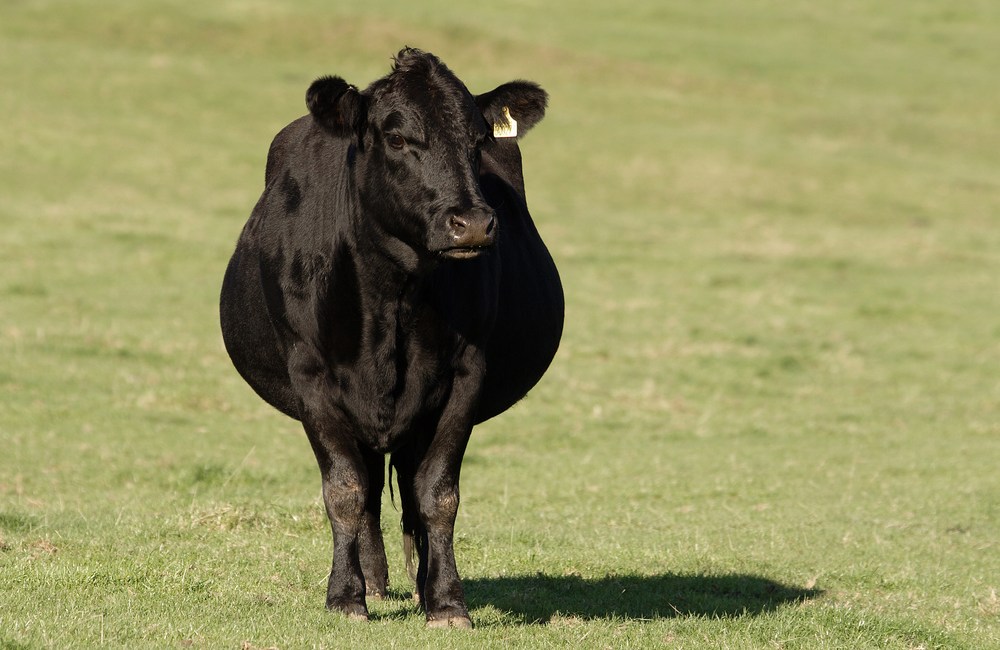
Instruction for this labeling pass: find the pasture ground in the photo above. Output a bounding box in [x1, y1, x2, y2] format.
[1, 1, 998, 648]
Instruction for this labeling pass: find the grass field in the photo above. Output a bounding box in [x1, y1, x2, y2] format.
[2, 1, 999, 648]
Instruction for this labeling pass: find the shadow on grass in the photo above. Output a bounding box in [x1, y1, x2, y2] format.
[464, 572, 822, 624]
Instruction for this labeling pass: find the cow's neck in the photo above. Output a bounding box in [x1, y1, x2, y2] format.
[349, 204, 437, 285]
[352, 235, 426, 301]
[345, 243, 442, 441]
[357, 254, 423, 321]
[349, 226, 433, 351]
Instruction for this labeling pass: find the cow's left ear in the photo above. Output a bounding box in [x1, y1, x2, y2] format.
[306, 76, 367, 140]
[476, 81, 548, 139]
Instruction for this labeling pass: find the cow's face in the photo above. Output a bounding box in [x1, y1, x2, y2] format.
[307, 48, 546, 267]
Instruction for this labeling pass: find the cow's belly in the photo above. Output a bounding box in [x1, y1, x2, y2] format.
[475, 252, 564, 422]
[220, 247, 300, 420]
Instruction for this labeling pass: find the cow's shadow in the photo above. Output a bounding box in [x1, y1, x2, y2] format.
[463, 572, 821, 624]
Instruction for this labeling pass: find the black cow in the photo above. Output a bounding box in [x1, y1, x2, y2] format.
[219, 48, 563, 628]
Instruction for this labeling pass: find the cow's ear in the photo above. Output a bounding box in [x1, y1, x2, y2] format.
[306, 76, 366, 139]
[476, 81, 548, 139]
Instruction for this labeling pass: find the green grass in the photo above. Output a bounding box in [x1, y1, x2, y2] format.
[2, 1, 999, 648]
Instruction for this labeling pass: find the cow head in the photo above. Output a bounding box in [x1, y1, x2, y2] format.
[306, 48, 547, 269]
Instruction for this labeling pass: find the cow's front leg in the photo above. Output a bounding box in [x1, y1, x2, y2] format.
[414, 432, 473, 628]
[290, 347, 373, 619]
[309, 433, 370, 620]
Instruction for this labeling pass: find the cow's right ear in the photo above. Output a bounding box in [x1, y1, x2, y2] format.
[306, 76, 366, 140]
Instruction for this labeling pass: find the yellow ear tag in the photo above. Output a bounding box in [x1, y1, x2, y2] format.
[493, 106, 518, 138]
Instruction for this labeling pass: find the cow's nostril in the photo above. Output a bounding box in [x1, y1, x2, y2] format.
[450, 214, 469, 233]
[484, 215, 496, 236]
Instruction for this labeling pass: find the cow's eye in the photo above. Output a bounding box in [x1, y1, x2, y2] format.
[386, 133, 406, 150]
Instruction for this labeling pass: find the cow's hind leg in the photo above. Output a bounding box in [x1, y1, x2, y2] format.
[358, 448, 389, 599]
[390, 446, 425, 602]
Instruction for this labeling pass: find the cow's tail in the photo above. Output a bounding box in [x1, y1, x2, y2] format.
[402, 529, 418, 586]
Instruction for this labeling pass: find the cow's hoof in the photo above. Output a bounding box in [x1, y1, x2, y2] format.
[327, 600, 369, 621]
[426, 615, 473, 629]
[366, 588, 386, 601]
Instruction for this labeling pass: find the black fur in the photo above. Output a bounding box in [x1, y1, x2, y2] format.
[219, 48, 563, 627]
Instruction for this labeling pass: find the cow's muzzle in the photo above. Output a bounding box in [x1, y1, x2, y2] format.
[442, 209, 497, 259]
